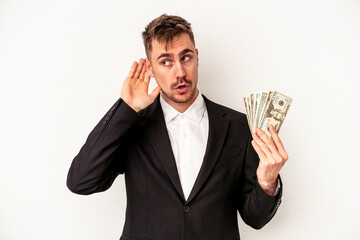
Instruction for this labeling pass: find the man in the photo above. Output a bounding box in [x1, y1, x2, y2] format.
[67, 14, 288, 240]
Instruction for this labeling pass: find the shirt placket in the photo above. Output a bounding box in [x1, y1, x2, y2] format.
[179, 114, 193, 199]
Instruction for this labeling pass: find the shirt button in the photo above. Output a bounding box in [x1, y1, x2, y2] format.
[183, 206, 190, 213]
[180, 115, 184, 119]
[183, 133, 187, 138]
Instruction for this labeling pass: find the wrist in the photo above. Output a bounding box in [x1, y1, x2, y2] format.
[121, 98, 142, 112]
[258, 179, 277, 196]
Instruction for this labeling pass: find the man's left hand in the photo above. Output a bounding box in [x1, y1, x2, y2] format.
[251, 125, 288, 195]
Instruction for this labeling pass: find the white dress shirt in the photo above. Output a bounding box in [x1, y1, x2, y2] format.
[160, 93, 209, 200]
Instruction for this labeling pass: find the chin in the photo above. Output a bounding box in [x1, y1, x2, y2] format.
[173, 93, 195, 104]
[163, 88, 197, 104]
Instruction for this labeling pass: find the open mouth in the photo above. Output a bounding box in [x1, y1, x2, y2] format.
[176, 85, 188, 93]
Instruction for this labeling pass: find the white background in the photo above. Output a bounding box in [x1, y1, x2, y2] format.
[1, 0, 360, 239]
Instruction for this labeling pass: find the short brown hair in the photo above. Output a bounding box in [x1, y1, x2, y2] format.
[142, 14, 195, 58]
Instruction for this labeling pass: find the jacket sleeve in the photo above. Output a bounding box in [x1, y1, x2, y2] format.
[66, 98, 139, 195]
[237, 131, 282, 229]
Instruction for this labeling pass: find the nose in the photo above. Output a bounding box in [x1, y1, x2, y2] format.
[174, 61, 186, 80]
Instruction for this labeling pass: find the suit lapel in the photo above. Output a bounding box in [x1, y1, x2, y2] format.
[140, 96, 185, 201]
[139, 95, 229, 203]
[186, 96, 229, 203]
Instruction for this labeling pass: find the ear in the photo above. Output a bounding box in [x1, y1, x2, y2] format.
[145, 58, 155, 78]
[196, 49, 199, 67]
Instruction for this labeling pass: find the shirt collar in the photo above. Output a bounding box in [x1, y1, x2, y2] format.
[160, 92, 206, 125]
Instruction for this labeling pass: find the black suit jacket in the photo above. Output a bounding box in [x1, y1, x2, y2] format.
[67, 95, 282, 240]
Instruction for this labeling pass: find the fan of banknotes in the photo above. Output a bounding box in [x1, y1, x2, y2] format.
[243, 91, 292, 139]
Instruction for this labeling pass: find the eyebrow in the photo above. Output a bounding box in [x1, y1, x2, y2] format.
[156, 48, 195, 60]
[180, 48, 194, 56]
[157, 53, 172, 60]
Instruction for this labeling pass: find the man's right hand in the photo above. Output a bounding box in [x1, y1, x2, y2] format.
[121, 58, 161, 112]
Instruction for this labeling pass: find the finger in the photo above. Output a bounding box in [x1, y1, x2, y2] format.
[251, 140, 266, 160]
[144, 71, 151, 84]
[127, 61, 138, 79]
[252, 132, 273, 160]
[150, 86, 161, 99]
[255, 128, 284, 164]
[133, 58, 144, 79]
[256, 127, 278, 154]
[139, 62, 146, 80]
[269, 125, 288, 160]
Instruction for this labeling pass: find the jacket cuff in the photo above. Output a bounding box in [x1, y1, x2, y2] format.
[255, 175, 283, 222]
[99, 98, 140, 127]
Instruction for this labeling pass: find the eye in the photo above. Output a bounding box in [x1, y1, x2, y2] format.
[182, 55, 191, 62]
[161, 60, 171, 66]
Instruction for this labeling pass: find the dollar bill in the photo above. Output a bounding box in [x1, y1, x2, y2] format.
[250, 94, 254, 131]
[254, 92, 268, 132]
[258, 91, 273, 129]
[253, 93, 261, 132]
[243, 90, 292, 138]
[259, 91, 292, 138]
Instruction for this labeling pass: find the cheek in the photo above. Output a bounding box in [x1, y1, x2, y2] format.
[155, 68, 176, 83]
[188, 66, 198, 79]
[154, 75, 170, 90]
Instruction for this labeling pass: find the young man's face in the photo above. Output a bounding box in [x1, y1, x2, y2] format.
[146, 33, 199, 111]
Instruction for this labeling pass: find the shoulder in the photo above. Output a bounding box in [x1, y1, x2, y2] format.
[203, 95, 247, 123]
[203, 95, 251, 145]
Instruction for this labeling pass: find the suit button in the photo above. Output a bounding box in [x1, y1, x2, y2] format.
[102, 120, 107, 125]
[183, 206, 190, 213]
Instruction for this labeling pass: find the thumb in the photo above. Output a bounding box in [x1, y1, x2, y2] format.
[150, 86, 161, 99]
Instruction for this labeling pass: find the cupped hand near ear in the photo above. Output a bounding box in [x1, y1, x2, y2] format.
[121, 58, 161, 112]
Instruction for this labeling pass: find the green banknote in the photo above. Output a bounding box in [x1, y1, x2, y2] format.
[243, 91, 292, 139]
